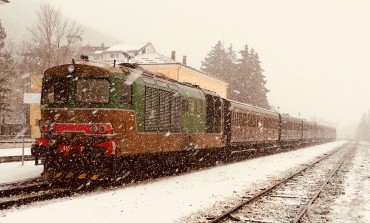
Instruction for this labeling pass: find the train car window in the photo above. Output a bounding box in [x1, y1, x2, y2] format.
[189, 101, 195, 113]
[76, 79, 110, 103]
[238, 113, 241, 126]
[42, 78, 69, 104]
[122, 83, 132, 104]
[269, 118, 272, 129]
[196, 101, 201, 113]
[231, 112, 235, 125]
[233, 112, 236, 126]
[182, 99, 189, 112]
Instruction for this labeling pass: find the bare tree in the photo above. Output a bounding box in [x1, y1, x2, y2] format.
[27, 2, 83, 72]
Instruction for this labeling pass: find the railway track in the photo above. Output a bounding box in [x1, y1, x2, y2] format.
[0, 178, 98, 210]
[206, 142, 355, 223]
[0, 142, 340, 212]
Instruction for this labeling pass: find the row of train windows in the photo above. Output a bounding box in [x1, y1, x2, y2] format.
[232, 112, 279, 129]
[181, 99, 204, 113]
[282, 121, 302, 131]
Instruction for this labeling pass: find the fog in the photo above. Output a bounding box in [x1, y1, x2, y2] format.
[1, 0, 370, 137]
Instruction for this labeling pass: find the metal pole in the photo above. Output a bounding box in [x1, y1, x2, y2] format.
[22, 135, 25, 165]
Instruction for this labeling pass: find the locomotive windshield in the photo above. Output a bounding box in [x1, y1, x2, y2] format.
[41, 78, 69, 104]
[76, 78, 110, 103]
[42, 77, 112, 105]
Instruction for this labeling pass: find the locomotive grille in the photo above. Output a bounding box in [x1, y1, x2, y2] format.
[144, 86, 181, 132]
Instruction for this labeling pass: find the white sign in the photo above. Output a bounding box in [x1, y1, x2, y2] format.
[23, 93, 41, 104]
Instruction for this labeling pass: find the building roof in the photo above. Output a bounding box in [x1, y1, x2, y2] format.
[79, 45, 108, 56]
[105, 42, 152, 52]
[131, 52, 227, 84]
[131, 52, 179, 64]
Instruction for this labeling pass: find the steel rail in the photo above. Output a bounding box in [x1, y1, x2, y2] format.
[208, 142, 351, 223]
[0, 188, 73, 210]
[292, 143, 355, 222]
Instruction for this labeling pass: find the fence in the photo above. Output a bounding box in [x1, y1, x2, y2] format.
[0, 135, 35, 165]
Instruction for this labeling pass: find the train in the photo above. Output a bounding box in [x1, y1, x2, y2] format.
[31, 60, 336, 181]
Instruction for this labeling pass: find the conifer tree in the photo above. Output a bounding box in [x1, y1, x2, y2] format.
[248, 49, 270, 109]
[236, 44, 253, 103]
[201, 41, 270, 109]
[355, 113, 370, 141]
[201, 41, 229, 80]
[0, 19, 13, 117]
[225, 44, 240, 100]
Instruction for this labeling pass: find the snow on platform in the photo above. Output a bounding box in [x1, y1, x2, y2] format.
[0, 147, 31, 157]
[0, 141, 347, 222]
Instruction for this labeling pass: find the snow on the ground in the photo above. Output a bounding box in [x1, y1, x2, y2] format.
[0, 147, 40, 184]
[0, 161, 43, 184]
[328, 142, 370, 222]
[0, 141, 345, 222]
[0, 147, 31, 157]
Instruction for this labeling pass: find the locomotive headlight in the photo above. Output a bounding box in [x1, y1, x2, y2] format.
[98, 125, 106, 134]
[90, 125, 98, 133]
[40, 125, 48, 133]
[67, 65, 75, 73]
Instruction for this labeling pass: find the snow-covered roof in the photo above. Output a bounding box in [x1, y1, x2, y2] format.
[105, 43, 151, 52]
[131, 52, 179, 64]
[93, 51, 103, 54]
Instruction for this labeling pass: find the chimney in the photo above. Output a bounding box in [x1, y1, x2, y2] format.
[171, 51, 176, 60]
[101, 43, 105, 50]
[183, 56, 187, 66]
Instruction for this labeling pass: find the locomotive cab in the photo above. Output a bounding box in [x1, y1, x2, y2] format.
[31, 62, 135, 179]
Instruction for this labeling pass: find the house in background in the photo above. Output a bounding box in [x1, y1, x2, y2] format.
[131, 51, 228, 98]
[90, 42, 156, 62]
[78, 43, 109, 61]
[88, 42, 227, 97]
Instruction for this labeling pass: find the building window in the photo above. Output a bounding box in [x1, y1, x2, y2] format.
[110, 54, 115, 58]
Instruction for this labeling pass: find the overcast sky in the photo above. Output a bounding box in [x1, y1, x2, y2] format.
[2, 0, 370, 136]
